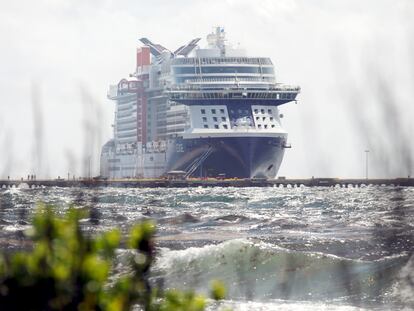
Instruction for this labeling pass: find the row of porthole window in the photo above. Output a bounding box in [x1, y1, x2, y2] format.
[202, 116, 227, 122]
[201, 108, 225, 115]
[201, 123, 274, 130]
[203, 124, 228, 129]
[254, 109, 273, 114]
[200, 107, 273, 116]
[230, 109, 249, 115]
[255, 116, 274, 122]
[257, 124, 276, 129]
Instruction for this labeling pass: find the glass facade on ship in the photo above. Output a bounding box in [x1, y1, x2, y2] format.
[100, 28, 300, 179]
[171, 57, 275, 85]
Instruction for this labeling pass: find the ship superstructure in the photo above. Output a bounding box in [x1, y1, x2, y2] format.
[101, 27, 300, 179]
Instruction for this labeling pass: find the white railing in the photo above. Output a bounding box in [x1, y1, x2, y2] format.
[168, 84, 300, 92]
[172, 57, 273, 66]
[183, 77, 275, 84]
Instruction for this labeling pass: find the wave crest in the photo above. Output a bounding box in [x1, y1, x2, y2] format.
[153, 239, 407, 302]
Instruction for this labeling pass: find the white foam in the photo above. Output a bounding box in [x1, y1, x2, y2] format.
[212, 300, 367, 311]
[393, 254, 414, 306]
[2, 224, 31, 232]
[153, 239, 406, 303]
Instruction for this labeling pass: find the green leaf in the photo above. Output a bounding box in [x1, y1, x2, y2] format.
[82, 255, 109, 282]
[128, 221, 155, 250]
[210, 280, 226, 301]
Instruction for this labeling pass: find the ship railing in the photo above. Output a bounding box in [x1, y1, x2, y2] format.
[168, 91, 298, 101]
[182, 77, 274, 83]
[172, 57, 272, 66]
[168, 84, 301, 92]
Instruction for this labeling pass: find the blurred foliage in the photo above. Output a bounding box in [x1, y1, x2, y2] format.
[0, 204, 226, 310]
[210, 280, 226, 301]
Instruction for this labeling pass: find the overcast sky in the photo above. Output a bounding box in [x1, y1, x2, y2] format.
[0, 0, 413, 179]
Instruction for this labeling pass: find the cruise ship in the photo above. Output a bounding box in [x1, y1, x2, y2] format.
[100, 28, 300, 179]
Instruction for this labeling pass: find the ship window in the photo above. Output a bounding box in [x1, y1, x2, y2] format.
[254, 109, 258, 114]
[211, 109, 216, 114]
[204, 124, 209, 128]
[200, 66, 261, 74]
[268, 109, 272, 114]
[202, 117, 207, 122]
[270, 117, 274, 121]
[213, 117, 218, 122]
[262, 117, 266, 121]
[201, 109, 206, 114]
[223, 124, 228, 129]
[256, 117, 259, 120]
[173, 67, 197, 74]
[271, 125, 275, 128]
[262, 67, 274, 74]
[264, 125, 268, 129]
[220, 109, 225, 114]
[261, 109, 265, 114]
[221, 117, 226, 121]
[258, 124, 262, 128]
[214, 124, 219, 129]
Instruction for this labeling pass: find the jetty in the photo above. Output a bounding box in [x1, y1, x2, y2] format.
[0, 177, 413, 188]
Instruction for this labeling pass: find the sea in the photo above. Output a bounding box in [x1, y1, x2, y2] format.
[0, 185, 413, 310]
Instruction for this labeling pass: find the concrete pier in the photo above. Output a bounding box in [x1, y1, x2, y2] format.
[0, 177, 413, 188]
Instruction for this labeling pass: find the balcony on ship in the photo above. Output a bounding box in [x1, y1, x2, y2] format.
[167, 84, 300, 107]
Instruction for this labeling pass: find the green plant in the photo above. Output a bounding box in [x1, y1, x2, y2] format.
[0, 204, 225, 310]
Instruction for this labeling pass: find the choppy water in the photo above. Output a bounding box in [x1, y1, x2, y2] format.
[0, 186, 413, 310]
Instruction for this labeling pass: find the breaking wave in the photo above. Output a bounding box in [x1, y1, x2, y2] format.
[152, 239, 408, 304]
